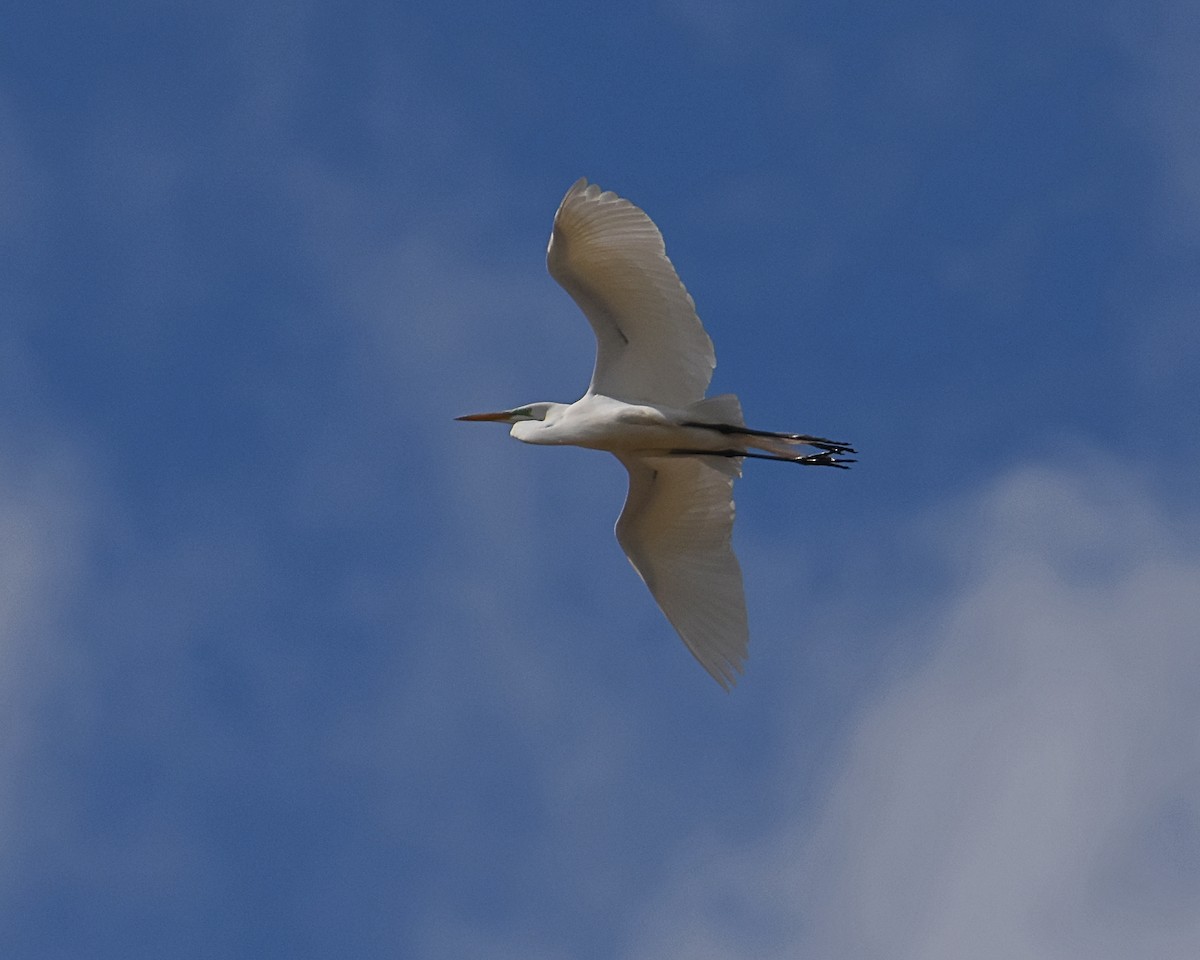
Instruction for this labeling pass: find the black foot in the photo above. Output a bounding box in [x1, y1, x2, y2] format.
[788, 435, 856, 455]
[794, 451, 856, 469]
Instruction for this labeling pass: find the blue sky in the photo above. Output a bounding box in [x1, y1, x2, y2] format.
[4, 1, 1200, 957]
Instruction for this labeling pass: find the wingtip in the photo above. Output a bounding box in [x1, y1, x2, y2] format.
[713, 665, 741, 692]
[564, 177, 590, 201]
[563, 177, 620, 206]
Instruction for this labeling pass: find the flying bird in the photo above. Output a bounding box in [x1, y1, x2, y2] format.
[458, 179, 854, 688]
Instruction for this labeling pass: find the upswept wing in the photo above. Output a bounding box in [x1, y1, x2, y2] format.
[547, 179, 715, 408]
[615, 454, 748, 688]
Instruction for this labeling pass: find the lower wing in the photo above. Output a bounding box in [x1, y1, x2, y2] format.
[615, 454, 748, 688]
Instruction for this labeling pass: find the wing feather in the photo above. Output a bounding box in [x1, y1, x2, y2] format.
[547, 179, 715, 407]
[615, 454, 748, 688]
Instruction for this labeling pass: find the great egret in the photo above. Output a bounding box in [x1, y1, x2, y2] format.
[459, 178, 854, 688]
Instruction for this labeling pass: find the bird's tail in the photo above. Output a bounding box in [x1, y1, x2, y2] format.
[687, 393, 745, 427]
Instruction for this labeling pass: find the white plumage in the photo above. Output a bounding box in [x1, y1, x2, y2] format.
[548, 178, 714, 408]
[458, 179, 854, 688]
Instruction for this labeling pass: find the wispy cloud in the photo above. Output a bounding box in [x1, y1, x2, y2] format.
[620, 461, 1200, 959]
[0, 415, 100, 873]
[1111, 6, 1200, 422]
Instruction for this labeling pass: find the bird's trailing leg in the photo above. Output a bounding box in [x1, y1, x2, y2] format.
[669, 448, 857, 469]
[681, 421, 856, 456]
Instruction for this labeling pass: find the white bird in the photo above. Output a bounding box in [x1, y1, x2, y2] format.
[458, 179, 854, 688]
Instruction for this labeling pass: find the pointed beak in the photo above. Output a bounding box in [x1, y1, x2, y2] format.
[455, 411, 513, 422]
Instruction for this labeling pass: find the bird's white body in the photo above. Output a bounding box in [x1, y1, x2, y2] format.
[459, 179, 853, 688]
[510, 396, 721, 452]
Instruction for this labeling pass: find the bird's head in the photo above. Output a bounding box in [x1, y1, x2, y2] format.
[455, 402, 556, 425]
[456, 403, 566, 440]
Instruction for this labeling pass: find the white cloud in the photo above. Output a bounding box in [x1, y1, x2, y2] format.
[621, 461, 1200, 959]
[0, 423, 98, 871]
[1112, 5, 1200, 405]
[1121, 4, 1200, 226]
